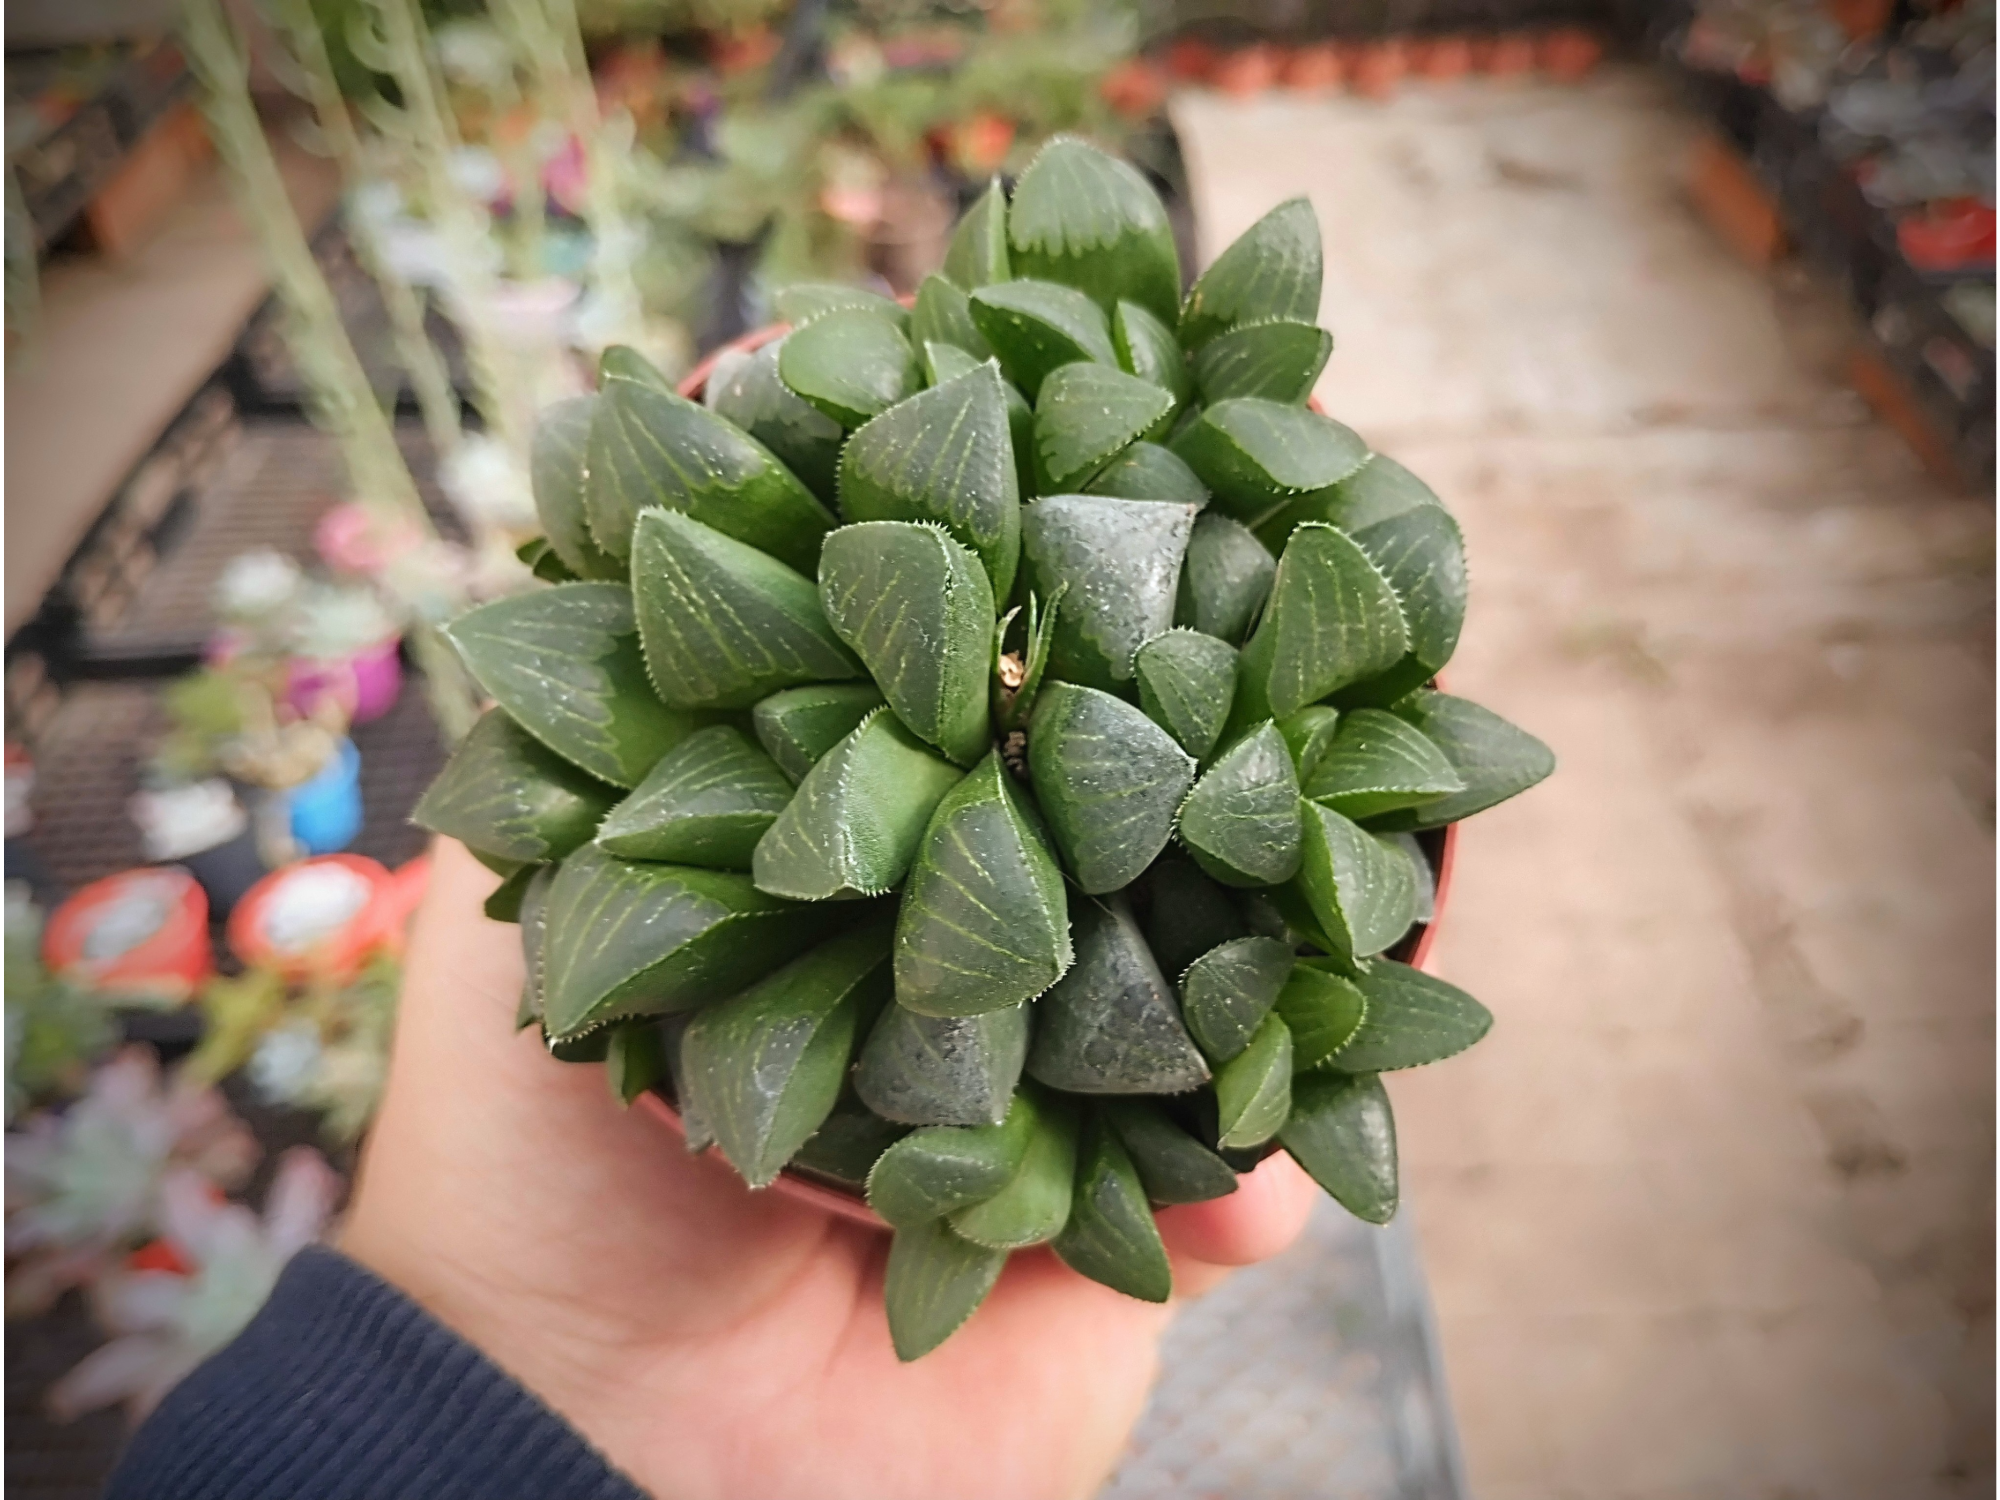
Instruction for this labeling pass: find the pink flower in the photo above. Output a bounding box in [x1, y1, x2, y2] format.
[48, 1148, 339, 1423]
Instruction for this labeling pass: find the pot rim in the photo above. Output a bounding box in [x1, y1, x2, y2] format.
[644, 322, 1462, 1233]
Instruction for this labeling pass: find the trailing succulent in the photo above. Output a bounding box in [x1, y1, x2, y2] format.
[415, 135, 1554, 1361]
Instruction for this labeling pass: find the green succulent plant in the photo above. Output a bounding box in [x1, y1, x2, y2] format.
[416, 134, 1554, 1361]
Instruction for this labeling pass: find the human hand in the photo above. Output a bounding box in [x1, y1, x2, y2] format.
[342, 838, 1318, 1500]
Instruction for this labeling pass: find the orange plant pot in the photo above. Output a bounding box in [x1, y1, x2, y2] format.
[1165, 37, 1219, 82]
[1539, 27, 1605, 80]
[44, 867, 213, 1003]
[1476, 33, 1538, 76]
[1412, 35, 1474, 81]
[1350, 39, 1409, 98]
[1213, 44, 1281, 97]
[1282, 42, 1347, 92]
[228, 855, 392, 983]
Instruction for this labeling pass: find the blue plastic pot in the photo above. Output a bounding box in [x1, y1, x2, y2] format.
[285, 738, 363, 855]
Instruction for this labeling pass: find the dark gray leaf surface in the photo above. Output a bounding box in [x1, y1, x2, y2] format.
[1025, 895, 1209, 1095]
[1178, 196, 1324, 352]
[1280, 1070, 1398, 1224]
[1180, 935, 1295, 1063]
[1134, 628, 1237, 762]
[1177, 722, 1304, 888]
[855, 999, 1030, 1127]
[751, 682, 884, 783]
[1175, 512, 1275, 645]
[1052, 1114, 1172, 1301]
[1019, 494, 1196, 694]
[413, 707, 617, 864]
[1028, 683, 1195, 895]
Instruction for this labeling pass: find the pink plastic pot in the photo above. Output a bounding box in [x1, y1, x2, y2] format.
[640, 327, 1463, 1231]
[287, 637, 404, 725]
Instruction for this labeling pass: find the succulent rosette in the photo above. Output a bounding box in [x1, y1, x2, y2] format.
[415, 136, 1553, 1360]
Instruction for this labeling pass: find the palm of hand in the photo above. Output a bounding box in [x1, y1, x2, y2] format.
[344, 841, 1316, 1500]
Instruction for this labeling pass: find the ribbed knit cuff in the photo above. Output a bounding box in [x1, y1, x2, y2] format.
[106, 1246, 647, 1500]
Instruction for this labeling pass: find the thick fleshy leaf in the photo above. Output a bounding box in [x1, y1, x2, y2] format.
[1294, 801, 1419, 961]
[923, 339, 984, 386]
[531, 394, 623, 579]
[910, 274, 993, 360]
[1234, 523, 1408, 724]
[661, 1014, 713, 1150]
[1027, 683, 1195, 895]
[1052, 1114, 1172, 1302]
[1180, 935, 1294, 1063]
[1018, 495, 1197, 694]
[1338, 503, 1467, 705]
[855, 1000, 1030, 1127]
[837, 364, 1021, 601]
[1369, 692, 1556, 832]
[1214, 1011, 1292, 1148]
[1113, 299, 1191, 407]
[1008, 135, 1180, 324]
[775, 281, 908, 329]
[949, 1090, 1077, 1249]
[778, 309, 920, 428]
[895, 753, 1071, 1017]
[595, 725, 794, 867]
[817, 522, 995, 766]
[1277, 705, 1342, 783]
[1333, 962, 1492, 1072]
[1178, 723, 1303, 888]
[1143, 856, 1249, 982]
[587, 347, 834, 572]
[866, 1093, 1036, 1227]
[1192, 319, 1332, 405]
[606, 1020, 667, 1106]
[1258, 455, 1465, 706]
[445, 583, 699, 789]
[751, 711, 967, 900]
[1179, 197, 1323, 352]
[1100, 1099, 1238, 1204]
[884, 1217, 1008, 1361]
[1176, 512, 1274, 646]
[413, 708, 617, 864]
[1034, 363, 1175, 493]
[943, 177, 1010, 288]
[485, 864, 536, 924]
[1025, 895, 1209, 1095]
[703, 337, 845, 506]
[1086, 441, 1209, 504]
[1302, 707, 1462, 820]
[518, 864, 555, 1023]
[752, 683, 884, 783]
[517, 536, 578, 583]
[1170, 400, 1369, 529]
[632, 509, 861, 711]
[681, 920, 892, 1187]
[1274, 960, 1368, 1070]
[967, 280, 1116, 403]
[545, 1022, 611, 1063]
[1134, 629, 1237, 761]
[539, 846, 828, 1037]
[788, 1089, 909, 1188]
[1281, 1071, 1397, 1223]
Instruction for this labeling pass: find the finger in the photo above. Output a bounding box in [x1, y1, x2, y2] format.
[1156, 1150, 1318, 1298]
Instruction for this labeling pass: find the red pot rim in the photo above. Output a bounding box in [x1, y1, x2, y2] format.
[656, 323, 1463, 1231]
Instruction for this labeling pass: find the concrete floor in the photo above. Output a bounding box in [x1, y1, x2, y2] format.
[1174, 70, 1994, 1500]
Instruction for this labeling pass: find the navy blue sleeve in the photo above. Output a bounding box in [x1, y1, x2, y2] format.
[106, 1246, 648, 1500]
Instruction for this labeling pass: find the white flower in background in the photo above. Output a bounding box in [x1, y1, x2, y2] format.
[438, 433, 537, 533]
[211, 549, 302, 628]
[47, 1148, 340, 1422]
[447, 146, 509, 209]
[285, 581, 400, 661]
[6, 1049, 256, 1317]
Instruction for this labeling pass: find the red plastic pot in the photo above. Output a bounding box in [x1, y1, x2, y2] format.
[228, 854, 391, 983]
[1165, 37, 1219, 83]
[1538, 27, 1605, 81]
[44, 867, 214, 1003]
[1282, 43, 1347, 92]
[1213, 45, 1280, 97]
[1350, 39, 1409, 98]
[1411, 35, 1473, 81]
